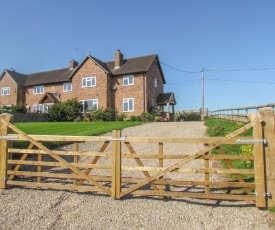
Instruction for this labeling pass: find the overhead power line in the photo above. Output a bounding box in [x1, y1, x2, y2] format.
[206, 78, 275, 85]
[160, 61, 275, 73]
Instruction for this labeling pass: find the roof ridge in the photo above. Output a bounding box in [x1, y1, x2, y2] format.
[27, 67, 70, 76]
[105, 53, 157, 64]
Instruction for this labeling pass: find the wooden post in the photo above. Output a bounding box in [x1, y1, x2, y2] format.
[0, 114, 12, 189]
[111, 130, 121, 199]
[158, 142, 164, 199]
[253, 120, 266, 208]
[73, 143, 79, 189]
[204, 144, 210, 197]
[258, 108, 275, 208]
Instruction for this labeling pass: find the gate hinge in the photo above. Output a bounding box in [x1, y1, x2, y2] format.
[264, 192, 271, 197]
[107, 137, 127, 141]
[236, 139, 267, 144]
[0, 135, 19, 140]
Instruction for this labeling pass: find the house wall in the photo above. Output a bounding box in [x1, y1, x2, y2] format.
[111, 73, 145, 116]
[71, 58, 109, 109]
[0, 73, 18, 106]
[146, 60, 164, 110]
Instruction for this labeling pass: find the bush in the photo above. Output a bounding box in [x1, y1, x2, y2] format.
[175, 111, 201, 121]
[48, 98, 82, 121]
[130, 115, 141, 121]
[140, 112, 154, 121]
[11, 103, 26, 113]
[116, 113, 126, 121]
[213, 125, 226, 136]
[84, 106, 115, 122]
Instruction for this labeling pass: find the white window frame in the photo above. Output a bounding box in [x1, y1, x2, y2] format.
[33, 104, 42, 113]
[80, 99, 98, 113]
[43, 103, 53, 113]
[123, 75, 134, 86]
[33, 86, 44, 94]
[63, 82, 72, 92]
[154, 78, 157, 88]
[82, 77, 96, 88]
[1, 87, 10, 96]
[123, 98, 134, 112]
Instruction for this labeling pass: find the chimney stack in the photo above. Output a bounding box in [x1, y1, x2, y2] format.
[70, 59, 78, 70]
[114, 50, 123, 69]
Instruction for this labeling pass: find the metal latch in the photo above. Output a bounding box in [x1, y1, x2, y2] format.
[236, 139, 267, 144]
[107, 137, 127, 141]
[0, 135, 19, 140]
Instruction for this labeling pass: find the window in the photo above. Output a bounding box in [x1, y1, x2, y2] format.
[154, 78, 157, 88]
[43, 103, 53, 113]
[63, 82, 72, 92]
[80, 99, 98, 112]
[33, 86, 44, 94]
[123, 75, 134, 86]
[1, 87, 10, 96]
[33, 104, 42, 113]
[123, 98, 134, 112]
[82, 77, 96, 87]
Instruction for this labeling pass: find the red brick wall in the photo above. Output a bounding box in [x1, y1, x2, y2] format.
[146, 60, 164, 110]
[0, 72, 19, 106]
[71, 58, 109, 108]
[110, 73, 145, 116]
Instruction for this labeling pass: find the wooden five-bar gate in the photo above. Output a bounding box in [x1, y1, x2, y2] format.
[0, 108, 274, 209]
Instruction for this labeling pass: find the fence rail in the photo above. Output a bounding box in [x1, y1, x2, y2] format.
[209, 103, 275, 122]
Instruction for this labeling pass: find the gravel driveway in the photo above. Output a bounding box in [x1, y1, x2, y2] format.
[0, 122, 274, 229]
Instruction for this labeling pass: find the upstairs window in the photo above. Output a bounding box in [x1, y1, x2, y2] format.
[63, 82, 72, 92]
[33, 86, 44, 94]
[82, 77, 96, 87]
[154, 78, 157, 88]
[1, 87, 10, 96]
[123, 75, 134, 86]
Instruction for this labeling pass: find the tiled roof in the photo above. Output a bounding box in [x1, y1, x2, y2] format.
[39, 92, 60, 104]
[4, 70, 28, 85]
[2, 53, 166, 86]
[25, 68, 74, 86]
[106, 54, 157, 75]
[156, 92, 176, 105]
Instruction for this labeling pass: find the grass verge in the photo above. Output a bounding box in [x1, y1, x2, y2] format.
[204, 118, 253, 180]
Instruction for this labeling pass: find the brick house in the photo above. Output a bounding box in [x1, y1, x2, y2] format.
[0, 50, 176, 119]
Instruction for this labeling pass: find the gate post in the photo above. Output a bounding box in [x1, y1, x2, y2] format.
[111, 130, 121, 199]
[0, 114, 12, 189]
[258, 108, 275, 208]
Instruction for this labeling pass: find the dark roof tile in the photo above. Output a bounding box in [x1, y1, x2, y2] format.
[4, 70, 28, 85]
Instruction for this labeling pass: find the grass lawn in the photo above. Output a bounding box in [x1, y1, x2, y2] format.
[14, 121, 145, 136]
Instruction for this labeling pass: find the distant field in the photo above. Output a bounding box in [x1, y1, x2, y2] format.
[14, 121, 145, 136]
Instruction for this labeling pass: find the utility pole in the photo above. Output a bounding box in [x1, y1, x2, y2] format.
[201, 68, 205, 120]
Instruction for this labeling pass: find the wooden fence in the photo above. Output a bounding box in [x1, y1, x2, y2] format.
[209, 103, 275, 122]
[0, 108, 274, 209]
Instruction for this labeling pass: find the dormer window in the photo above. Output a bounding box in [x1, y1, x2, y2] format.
[1, 87, 10, 96]
[33, 86, 44, 94]
[123, 75, 134, 86]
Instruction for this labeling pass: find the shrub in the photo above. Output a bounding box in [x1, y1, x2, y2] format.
[183, 111, 201, 121]
[175, 111, 184, 121]
[213, 125, 226, 136]
[140, 112, 154, 121]
[11, 103, 26, 113]
[84, 107, 115, 122]
[149, 106, 162, 116]
[48, 98, 82, 121]
[116, 113, 126, 121]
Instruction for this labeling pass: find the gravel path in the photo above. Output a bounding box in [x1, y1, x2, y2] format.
[0, 122, 274, 229]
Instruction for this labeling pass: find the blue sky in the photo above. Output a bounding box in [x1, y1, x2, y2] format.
[1, 0, 275, 111]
